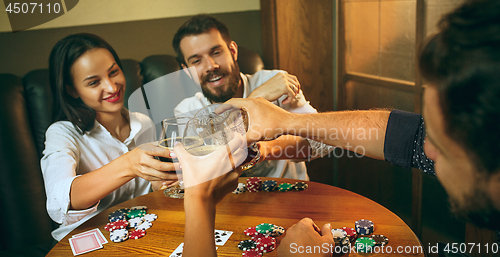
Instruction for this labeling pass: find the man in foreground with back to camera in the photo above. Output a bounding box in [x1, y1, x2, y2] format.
[218, 0, 500, 255]
[172, 14, 334, 181]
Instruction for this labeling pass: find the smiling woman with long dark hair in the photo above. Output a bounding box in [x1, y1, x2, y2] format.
[42, 33, 178, 241]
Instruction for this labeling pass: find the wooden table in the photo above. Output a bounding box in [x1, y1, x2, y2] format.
[47, 178, 424, 256]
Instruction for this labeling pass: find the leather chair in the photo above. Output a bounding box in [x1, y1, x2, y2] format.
[0, 47, 263, 256]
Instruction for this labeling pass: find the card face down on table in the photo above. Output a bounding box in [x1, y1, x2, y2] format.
[72, 228, 108, 245]
[69, 231, 103, 255]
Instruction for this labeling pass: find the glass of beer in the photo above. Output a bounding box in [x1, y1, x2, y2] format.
[158, 117, 189, 158]
[158, 117, 201, 198]
[182, 104, 260, 170]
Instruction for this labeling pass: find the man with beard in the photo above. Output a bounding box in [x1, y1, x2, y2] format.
[173, 15, 332, 180]
[217, 0, 500, 255]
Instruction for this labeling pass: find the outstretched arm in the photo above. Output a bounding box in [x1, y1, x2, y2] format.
[285, 110, 389, 160]
[217, 98, 390, 160]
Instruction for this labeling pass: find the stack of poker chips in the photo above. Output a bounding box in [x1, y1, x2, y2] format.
[332, 219, 389, 252]
[234, 178, 309, 194]
[239, 223, 285, 255]
[355, 219, 374, 235]
[104, 206, 156, 242]
[246, 177, 262, 192]
[232, 182, 246, 194]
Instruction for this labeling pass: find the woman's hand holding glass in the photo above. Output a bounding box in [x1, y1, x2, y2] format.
[157, 117, 195, 197]
[120, 146, 179, 182]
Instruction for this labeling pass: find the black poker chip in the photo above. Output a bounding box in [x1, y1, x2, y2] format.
[238, 240, 257, 251]
[109, 210, 125, 216]
[293, 182, 308, 191]
[108, 210, 127, 222]
[371, 234, 389, 246]
[116, 208, 130, 213]
[262, 180, 278, 192]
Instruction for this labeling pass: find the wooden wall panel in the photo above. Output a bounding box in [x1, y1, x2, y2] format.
[274, 0, 334, 113]
[261, 0, 335, 185]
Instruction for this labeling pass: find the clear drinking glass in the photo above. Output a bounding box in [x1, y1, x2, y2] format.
[158, 117, 195, 198]
[182, 104, 260, 171]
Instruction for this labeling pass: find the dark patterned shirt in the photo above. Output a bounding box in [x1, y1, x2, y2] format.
[384, 110, 435, 174]
[384, 110, 500, 246]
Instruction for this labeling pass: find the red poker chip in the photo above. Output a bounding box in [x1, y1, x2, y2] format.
[246, 178, 262, 188]
[341, 227, 357, 241]
[246, 181, 262, 192]
[251, 233, 266, 241]
[244, 227, 258, 237]
[104, 220, 129, 232]
[242, 248, 263, 256]
[112, 220, 129, 229]
[256, 236, 276, 248]
[259, 245, 275, 253]
[129, 229, 146, 239]
[104, 223, 116, 232]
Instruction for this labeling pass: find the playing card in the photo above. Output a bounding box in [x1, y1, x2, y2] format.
[214, 229, 233, 246]
[169, 242, 218, 256]
[72, 228, 108, 245]
[69, 232, 103, 255]
[170, 242, 184, 257]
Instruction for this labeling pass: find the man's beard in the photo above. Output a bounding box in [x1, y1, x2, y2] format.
[200, 61, 241, 103]
[449, 176, 500, 230]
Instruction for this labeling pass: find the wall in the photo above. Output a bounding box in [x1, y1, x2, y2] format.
[0, 1, 262, 77]
[0, 0, 260, 32]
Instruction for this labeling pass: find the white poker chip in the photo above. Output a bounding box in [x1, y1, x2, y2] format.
[110, 236, 128, 243]
[128, 217, 144, 228]
[136, 221, 153, 231]
[143, 213, 157, 222]
[232, 183, 246, 194]
[270, 225, 285, 237]
[110, 228, 129, 238]
[130, 205, 148, 210]
[331, 229, 348, 242]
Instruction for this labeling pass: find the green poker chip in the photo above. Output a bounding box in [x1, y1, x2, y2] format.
[256, 223, 274, 234]
[355, 237, 376, 253]
[278, 183, 293, 192]
[127, 209, 146, 219]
